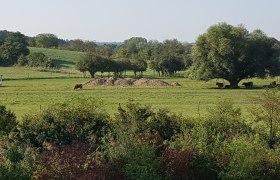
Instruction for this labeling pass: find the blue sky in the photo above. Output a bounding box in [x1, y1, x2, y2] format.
[0, 0, 279, 42]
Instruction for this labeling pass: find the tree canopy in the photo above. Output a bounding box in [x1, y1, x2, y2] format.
[0, 32, 29, 66]
[190, 23, 280, 87]
[35, 33, 59, 48]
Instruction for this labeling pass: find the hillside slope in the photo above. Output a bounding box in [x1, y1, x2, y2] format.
[29, 47, 85, 69]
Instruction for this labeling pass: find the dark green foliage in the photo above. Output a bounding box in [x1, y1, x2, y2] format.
[149, 109, 182, 140]
[0, 139, 38, 180]
[204, 99, 251, 143]
[250, 90, 280, 148]
[150, 39, 187, 76]
[65, 39, 97, 52]
[0, 105, 17, 136]
[76, 53, 105, 78]
[2, 91, 280, 179]
[17, 54, 28, 66]
[35, 33, 59, 48]
[190, 23, 280, 87]
[76, 52, 148, 78]
[219, 137, 280, 180]
[27, 52, 54, 68]
[19, 98, 110, 148]
[0, 32, 29, 66]
[116, 102, 182, 140]
[123, 145, 162, 180]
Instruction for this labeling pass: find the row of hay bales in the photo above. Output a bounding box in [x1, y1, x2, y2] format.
[85, 77, 181, 87]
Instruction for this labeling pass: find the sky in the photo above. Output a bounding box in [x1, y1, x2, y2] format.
[0, 0, 279, 42]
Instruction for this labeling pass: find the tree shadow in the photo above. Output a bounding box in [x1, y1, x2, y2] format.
[53, 59, 75, 68]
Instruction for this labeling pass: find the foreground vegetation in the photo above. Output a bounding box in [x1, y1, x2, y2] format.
[0, 90, 280, 179]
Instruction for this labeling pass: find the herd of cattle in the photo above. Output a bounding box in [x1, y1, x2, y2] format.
[216, 81, 280, 89]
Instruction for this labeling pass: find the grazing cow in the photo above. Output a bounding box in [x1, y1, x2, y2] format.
[242, 82, 253, 88]
[74, 84, 83, 90]
[216, 82, 224, 88]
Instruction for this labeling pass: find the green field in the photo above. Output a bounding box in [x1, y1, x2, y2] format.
[0, 48, 278, 119]
[29, 47, 85, 69]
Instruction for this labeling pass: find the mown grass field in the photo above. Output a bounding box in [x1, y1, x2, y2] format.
[0, 48, 279, 119]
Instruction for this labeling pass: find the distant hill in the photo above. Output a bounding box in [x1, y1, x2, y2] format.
[29, 47, 85, 69]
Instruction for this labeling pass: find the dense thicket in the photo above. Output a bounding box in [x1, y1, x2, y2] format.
[1, 91, 280, 179]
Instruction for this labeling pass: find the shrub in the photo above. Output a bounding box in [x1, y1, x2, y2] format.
[18, 98, 111, 148]
[116, 102, 183, 140]
[204, 99, 251, 144]
[162, 149, 193, 180]
[122, 145, 162, 180]
[0, 105, 17, 136]
[219, 136, 280, 180]
[17, 54, 28, 66]
[116, 102, 154, 133]
[250, 90, 280, 148]
[149, 109, 183, 140]
[35, 142, 102, 179]
[27, 52, 54, 68]
[0, 139, 39, 180]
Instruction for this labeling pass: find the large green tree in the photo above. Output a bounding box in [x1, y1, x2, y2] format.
[35, 33, 59, 48]
[76, 53, 105, 78]
[0, 32, 29, 66]
[190, 23, 280, 87]
[150, 39, 187, 76]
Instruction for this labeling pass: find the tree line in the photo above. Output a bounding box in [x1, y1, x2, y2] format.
[1, 23, 280, 86]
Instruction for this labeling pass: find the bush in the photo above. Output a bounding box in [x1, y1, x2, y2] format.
[116, 102, 183, 140]
[204, 99, 251, 144]
[18, 98, 111, 148]
[219, 136, 280, 180]
[0, 139, 39, 180]
[17, 54, 28, 66]
[162, 149, 193, 180]
[27, 52, 54, 68]
[0, 105, 17, 136]
[122, 145, 162, 180]
[149, 109, 183, 140]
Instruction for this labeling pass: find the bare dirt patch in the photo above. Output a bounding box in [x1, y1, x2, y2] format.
[85, 78, 181, 87]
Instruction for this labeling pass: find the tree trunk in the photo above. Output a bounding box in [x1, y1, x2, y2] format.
[229, 79, 240, 88]
[90, 71, 95, 78]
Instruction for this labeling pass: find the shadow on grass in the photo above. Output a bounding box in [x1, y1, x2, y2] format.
[53, 59, 75, 68]
[208, 85, 274, 90]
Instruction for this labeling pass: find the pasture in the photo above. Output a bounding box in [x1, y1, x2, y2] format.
[0, 47, 278, 119]
[0, 66, 276, 120]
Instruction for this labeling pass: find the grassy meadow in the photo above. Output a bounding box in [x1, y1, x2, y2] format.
[0, 48, 278, 119]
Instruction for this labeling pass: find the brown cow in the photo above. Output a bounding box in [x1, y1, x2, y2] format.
[216, 82, 224, 88]
[242, 82, 253, 88]
[74, 84, 83, 90]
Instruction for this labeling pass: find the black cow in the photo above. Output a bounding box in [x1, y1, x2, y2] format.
[216, 82, 224, 88]
[74, 84, 83, 90]
[242, 82, 253, 88]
